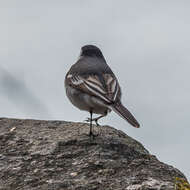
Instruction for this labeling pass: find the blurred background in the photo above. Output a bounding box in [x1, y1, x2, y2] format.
[0, 0, 189, 180]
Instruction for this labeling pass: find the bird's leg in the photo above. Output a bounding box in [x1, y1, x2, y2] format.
[85, 114, 106, 125]
[89, 110, 93, 137]
[94, 113, 107, 135]
[93, 115, 106, 126]
[85, 113, 107, 136]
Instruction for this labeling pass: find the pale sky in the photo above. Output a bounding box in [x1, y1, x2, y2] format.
[0, 0, 189, 180]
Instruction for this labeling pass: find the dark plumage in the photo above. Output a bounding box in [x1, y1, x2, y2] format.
[80, 45, 105, 58]
[65, 45, 140, 137]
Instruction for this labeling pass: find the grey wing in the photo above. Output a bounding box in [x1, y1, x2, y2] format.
[65, 73, 121, 104]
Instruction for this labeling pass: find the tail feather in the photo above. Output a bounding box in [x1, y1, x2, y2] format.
[111, 102, 140, 128]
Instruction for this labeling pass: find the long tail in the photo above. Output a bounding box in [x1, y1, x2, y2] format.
[110, 102, 140, 128]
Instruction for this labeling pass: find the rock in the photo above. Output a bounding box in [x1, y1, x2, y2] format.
[0, 118, 188, 190]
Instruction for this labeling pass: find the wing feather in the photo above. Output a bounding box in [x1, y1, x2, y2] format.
[66, 73, 119, 103]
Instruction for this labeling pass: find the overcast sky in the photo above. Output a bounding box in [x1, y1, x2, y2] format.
[0, 0, 189, 180]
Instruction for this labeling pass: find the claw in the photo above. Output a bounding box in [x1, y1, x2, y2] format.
[94, 119, 100, 126]
[85, 118, 100, 126]
[84, 112, 107, 138]
[84, 118, 91, 122]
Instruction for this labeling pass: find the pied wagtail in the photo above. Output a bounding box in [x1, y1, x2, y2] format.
[65, 45, 140, 137]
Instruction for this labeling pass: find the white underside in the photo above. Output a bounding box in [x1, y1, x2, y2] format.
[65, 85, 111, 115]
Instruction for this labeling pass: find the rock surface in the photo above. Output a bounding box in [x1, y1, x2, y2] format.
[0, 118, 187, 190]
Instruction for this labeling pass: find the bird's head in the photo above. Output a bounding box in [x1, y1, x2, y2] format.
[80, 45, 104, 58]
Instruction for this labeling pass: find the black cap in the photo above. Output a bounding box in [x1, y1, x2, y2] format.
[80, 45, 104, 58]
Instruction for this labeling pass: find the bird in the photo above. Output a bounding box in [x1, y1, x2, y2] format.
[65, 45, 140, 137]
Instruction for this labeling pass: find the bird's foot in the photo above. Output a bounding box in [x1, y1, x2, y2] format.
[85, 116, 102, 138]
[89, 131, 98, 139]
[94, 119, 100, 126]
[85, 118, 100, 126]
[84, 117, 91, 123]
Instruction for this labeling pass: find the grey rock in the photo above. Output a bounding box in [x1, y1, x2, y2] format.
[0, 118, 187, 190]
